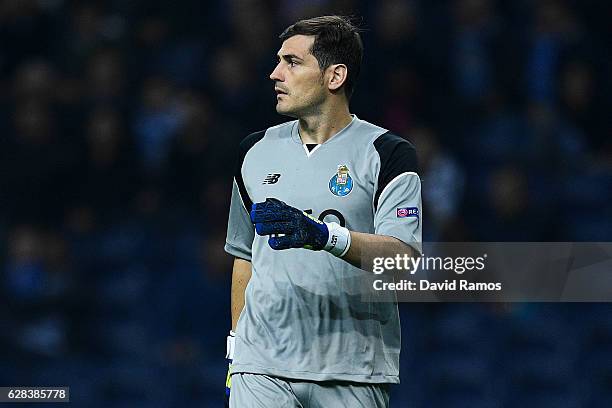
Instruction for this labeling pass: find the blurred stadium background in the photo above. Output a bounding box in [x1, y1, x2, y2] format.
[0, 0, 611, 407]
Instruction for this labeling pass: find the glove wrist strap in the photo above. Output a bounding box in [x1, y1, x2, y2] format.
[323, 222, 351, 258]
[226, 330, 235, 360]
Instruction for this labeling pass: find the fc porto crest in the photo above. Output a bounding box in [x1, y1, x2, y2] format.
[329, 164, 353, 197]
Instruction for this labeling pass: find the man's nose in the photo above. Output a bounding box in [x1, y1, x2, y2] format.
[270, 63, 283, 81]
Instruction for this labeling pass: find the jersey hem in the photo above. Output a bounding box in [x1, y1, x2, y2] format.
[231, 363, 400, 384]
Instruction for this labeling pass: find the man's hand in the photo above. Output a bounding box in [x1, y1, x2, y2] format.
[251, 198, 329, 250]
[250, 198, 351, 256]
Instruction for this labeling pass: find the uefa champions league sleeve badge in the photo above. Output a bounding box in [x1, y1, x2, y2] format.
[329, 164, 353, 197]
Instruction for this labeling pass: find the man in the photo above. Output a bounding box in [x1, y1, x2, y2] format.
[224, 15, 422, 408]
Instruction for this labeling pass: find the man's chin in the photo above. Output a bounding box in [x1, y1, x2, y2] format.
[275, 104, 297, 118]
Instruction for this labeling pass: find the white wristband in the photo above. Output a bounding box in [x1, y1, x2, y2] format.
[226, 330, 236, 360]
[323, 222, 351, 257]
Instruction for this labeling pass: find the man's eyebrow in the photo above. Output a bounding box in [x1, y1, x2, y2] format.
[277, 53, 304, 62]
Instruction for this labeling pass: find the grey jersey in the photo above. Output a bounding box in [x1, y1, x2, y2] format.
[225, 115, 422, 384]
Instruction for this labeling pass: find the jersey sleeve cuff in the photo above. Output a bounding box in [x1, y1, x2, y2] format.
[224, 241, 253, 261]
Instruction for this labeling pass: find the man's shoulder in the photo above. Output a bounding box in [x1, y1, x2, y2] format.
[350, 117, 415, 150]
[373, 131, 417, 152]
[351, 117, 396, 146]
[239, 120, 296, 151]
[354, 117, 388, 133]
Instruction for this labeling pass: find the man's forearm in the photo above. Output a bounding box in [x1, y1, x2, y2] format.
[341, 231, 416, 269]
[231, 258, 252, 331]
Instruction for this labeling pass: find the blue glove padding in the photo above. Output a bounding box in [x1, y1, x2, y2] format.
[225, 330, 235, 407]
[250, 198, 329, 250]
[224, 361, 231, 407]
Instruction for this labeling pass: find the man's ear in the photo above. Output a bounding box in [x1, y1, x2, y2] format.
[327, 64, 348, 92]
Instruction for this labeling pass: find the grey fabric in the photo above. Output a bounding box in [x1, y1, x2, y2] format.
[225, 181, 256, 261]
[225, 115, 422, 384]
[231, 373, 390, 408]
[230, 373, 302, 408]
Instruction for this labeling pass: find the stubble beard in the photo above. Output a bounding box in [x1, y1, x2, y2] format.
[276, 89, 325, 119]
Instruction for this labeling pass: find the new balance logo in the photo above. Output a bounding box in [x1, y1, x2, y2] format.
[262, 173, 281, 184]
[329, 235, 338, 249]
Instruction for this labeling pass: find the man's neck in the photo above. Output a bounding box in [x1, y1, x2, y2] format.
[297, 103, 352, 145]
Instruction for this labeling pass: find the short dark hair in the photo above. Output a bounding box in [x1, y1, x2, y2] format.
[279, 15, 363, 100]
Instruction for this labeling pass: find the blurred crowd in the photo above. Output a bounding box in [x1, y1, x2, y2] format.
[0, 0, 610, 406]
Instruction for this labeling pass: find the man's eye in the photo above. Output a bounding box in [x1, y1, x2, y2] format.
[289, 60, 297, 67]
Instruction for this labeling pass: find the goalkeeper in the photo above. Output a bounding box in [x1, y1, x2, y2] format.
[224, 15, 422, 408]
